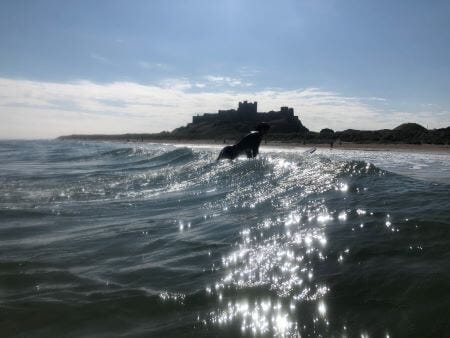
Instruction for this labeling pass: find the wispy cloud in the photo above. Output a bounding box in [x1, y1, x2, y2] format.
[205, 75, 253, 87]
[159, 78, 192, 90]
[0, 77, 447, 139]
[138, 61, 171, 71]
[90, 53, 112, 65]
[238, 66, 261, 78]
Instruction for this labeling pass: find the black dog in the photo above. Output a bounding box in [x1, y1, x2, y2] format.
[217, 123, 270, 160]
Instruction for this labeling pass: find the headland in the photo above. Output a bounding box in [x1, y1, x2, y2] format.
[58, 101, 450, 150]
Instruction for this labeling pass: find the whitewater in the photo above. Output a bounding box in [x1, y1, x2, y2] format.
[0, 140, 449, 337]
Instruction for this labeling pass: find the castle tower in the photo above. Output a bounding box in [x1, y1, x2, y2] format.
[238, 101, 257, 119]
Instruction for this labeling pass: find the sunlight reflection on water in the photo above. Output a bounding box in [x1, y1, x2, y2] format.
[207, 210, 333, 336]
[201, 156, 351, 336]
[187, 152, 403, 336]
[2, 141, 448, 337]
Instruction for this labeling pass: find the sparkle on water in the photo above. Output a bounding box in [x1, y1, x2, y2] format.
[189, 154, 389, 336]
[4, 141, 445, 337]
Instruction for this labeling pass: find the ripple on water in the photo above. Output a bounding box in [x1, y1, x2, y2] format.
[1, 141, 449, 337]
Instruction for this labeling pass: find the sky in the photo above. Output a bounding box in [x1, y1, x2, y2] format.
[1, 0, 450, 139]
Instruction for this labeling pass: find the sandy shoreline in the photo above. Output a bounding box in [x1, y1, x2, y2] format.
[134, 139, 450, 154]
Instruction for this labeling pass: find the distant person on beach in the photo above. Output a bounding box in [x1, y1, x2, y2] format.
[217, 122, 270, 160]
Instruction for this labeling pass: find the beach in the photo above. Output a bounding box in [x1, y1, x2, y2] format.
[127, 138, 450, 153]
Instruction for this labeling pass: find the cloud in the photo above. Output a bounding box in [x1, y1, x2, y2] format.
[159, 78, 192, 90]
[205, 75, 252, 87]
[0, 77, 448, 139]
[238, 66, 261, 78]
[90, 53, 112, 65]
[138, 61, 170, 71]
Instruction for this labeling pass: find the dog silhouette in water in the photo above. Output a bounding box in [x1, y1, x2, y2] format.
[217, 122, 270, 160]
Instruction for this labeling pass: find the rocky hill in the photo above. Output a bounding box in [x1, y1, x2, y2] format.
[58, 102, 449, 145]
[331, 123, 449, 145]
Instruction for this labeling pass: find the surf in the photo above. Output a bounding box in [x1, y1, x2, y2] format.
[0, 140, 449, 337]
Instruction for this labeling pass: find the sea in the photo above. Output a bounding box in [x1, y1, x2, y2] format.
[1, 140, 449, 337]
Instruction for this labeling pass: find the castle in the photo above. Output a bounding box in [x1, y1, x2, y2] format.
[192, 101, 307, 133]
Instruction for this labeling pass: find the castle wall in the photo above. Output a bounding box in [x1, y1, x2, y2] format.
[192, 101, 306, 133]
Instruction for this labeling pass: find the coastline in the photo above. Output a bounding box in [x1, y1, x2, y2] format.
[123, 138, 450, 154]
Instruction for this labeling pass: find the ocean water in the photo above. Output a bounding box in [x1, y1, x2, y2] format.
[1, 140, 449, 337]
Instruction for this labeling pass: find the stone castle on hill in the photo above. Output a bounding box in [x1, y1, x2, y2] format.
[192, 101, 308, 134]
